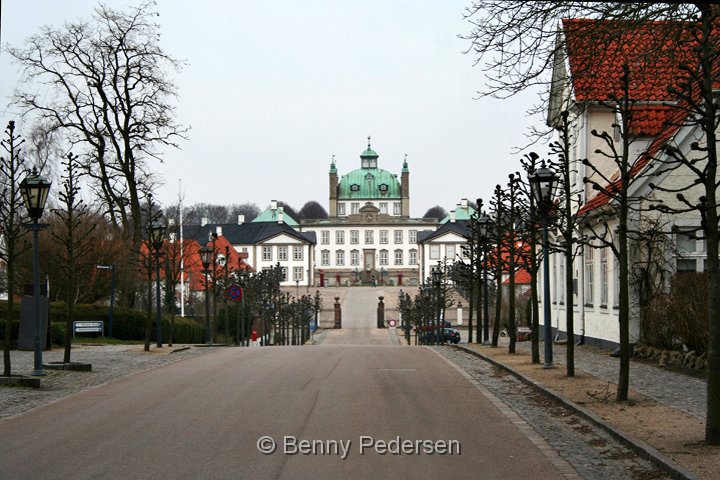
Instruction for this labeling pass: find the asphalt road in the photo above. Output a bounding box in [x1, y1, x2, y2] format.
[0, 289, 571, 480]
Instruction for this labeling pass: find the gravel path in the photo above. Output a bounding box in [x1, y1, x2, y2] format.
[0, 344, 219, 420]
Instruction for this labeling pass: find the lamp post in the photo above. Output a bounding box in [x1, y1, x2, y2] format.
[529, 162, 559, 369]
[96, 264, 116, 337]
[380, 266, 386, 286]
[20, 168, 51, 376]
[149, 220, 166, 348]
[476, 213, 492, 344]
[431, 265, 442, 346]
[199, 245, 213, 345]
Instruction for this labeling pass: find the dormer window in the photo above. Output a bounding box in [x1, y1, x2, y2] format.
[350, 184, 360, 192]
[365, 173, 374, 181]
[379, 184, 388, 192]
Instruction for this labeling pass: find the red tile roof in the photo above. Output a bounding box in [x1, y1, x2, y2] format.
[563, 18, 695, 138]
[566, 18, 712, 216]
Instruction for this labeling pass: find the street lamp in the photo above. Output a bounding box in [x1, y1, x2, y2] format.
[431, 265, 442, 346]
[476, 212, 493, 344]
[528, 162, 559, 369]
[20, 168, 51, 376]
[149, 220, 166, 348]
[96, 264, 116, 337]
[199, 245, 213, 344]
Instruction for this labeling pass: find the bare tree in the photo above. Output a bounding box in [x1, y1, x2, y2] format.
[0, 121, 29, 377]
[51, 152, 96, 364]
[8, 0, 187, 247]
[298, 201, 328, 220]
[423, 206, 447, 220]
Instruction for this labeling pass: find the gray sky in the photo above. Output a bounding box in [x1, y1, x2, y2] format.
[0, 0, 544, 218]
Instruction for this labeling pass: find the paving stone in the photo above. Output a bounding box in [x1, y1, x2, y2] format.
[434, 346, 673, 480]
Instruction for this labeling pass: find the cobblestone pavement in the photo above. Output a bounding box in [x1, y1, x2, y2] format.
[0, 344, 219, 420]
[434, 346, 673, 480]
[513, 341, 707, 420]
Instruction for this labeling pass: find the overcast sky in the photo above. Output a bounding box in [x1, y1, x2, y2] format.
[0, 0, 545, 218]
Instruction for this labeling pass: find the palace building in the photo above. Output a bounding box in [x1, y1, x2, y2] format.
[184, 140, 476, 287]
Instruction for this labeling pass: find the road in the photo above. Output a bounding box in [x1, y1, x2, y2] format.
[0, 289, 573, 480]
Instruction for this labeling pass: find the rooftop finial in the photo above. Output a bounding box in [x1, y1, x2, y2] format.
[331, 154, 335, 165]
[367, 135, 371, 150]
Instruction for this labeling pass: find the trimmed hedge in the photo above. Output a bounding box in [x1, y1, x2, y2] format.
[0, 301, 205, 345]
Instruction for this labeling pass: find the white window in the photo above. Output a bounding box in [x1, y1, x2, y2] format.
[613, 255, 620, 307]
[351, 203, 359, 214]
[262, 246, 272, 261]
[293, 267, 303, 282]
[380, 230, 388, 244]
[394, 249, 403, 265]
[380, 250, 389, 266]
[446, 245, 456, 260]
[321, 230, 330, 245]
[430, 244, 440, 260]
[584, 245, 594, 306]
[394, 230, 403, 244]
[278, 246, 288, 262]
[336, 231, 345, 244]
[321, 250, 330, 266]
[365, 230, 374, 244]
[393, 202, 401, 215]
[351, 250, 360, 266]
[409, 249, 418, 265]
[350, 230, 359, 244]
[337, 203, 346, 215]
[293, 246, 303, 261]
[558, 254, 565, 304]
[409, 230, 417, 244]
[336, 250, 345, 266]
[675, 228, 704, 273]
[600, 248, 609, 306]
[379, 202, 388, 214]
[280, 267, 288, 281]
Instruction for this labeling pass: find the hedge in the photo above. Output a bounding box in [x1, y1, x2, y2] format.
[0, 301, 205, 346]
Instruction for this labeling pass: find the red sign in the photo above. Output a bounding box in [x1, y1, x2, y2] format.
[226, 284, 243, 302]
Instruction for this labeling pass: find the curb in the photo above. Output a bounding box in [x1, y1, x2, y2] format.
[454, 345, 699, 480]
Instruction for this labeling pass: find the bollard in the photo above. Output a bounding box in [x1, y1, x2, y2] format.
[377, 296, 385, 328]
[334, 295, 342, 329]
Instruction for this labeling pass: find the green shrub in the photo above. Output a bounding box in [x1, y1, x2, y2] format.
[0, 300, 204, 345]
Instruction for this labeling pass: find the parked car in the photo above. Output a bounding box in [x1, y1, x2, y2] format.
[418, 327, 461, 345]
[444, 328, 461, 344]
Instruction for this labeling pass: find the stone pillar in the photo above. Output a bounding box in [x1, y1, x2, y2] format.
[333, 295, 342, 329]
[457, 302, 463, 326]
[377, 295, 385, 329]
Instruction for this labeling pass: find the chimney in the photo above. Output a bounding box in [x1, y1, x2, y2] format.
[450, 210, 456, 223]
[201, 217, 208, 226]
[270, 200, 278, 210]
[216, 225, 223, 237]
[238, 214, 245, 225]
[461, 198, 468, 208]
[278, 206, 284, 224]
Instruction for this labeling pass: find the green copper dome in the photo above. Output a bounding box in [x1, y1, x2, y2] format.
[337, 168, 401, 199]
[360, 148, 379, 158]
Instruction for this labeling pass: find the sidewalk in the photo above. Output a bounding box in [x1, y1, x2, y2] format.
[457, 339, 716, 480]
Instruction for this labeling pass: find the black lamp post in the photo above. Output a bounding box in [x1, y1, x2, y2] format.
[20, 168, 51, 376]
[96, 264, 116, 337]
[199, 245, 213, 345]
[431, 265, 442, 346]
[149, 220, 166, 348]
[476, 212, 492, 344]
[528, 162, 559, 369]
